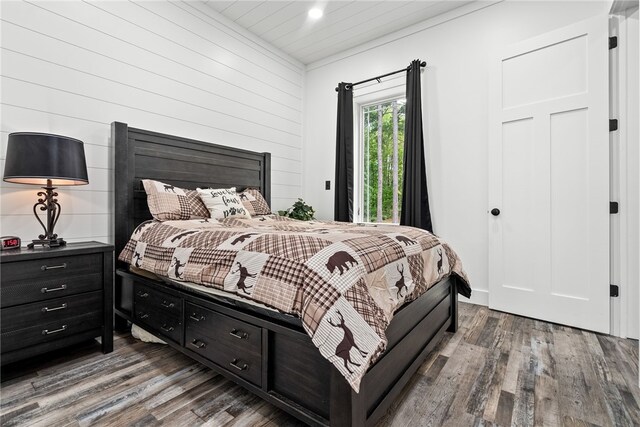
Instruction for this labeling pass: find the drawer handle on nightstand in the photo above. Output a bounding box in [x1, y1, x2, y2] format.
[41, 284, 67, 293]
[136, 291, 149, 298]
[190, 339, 206, 349]
[229, 358, 248, 371]
[138, 312, 149, 319]
[161, 324, 174, 332]
[189, 314, 204, 322]
[229, 329, 248, 340]
[41, 263, 67, 271]
[42, 303, 67, 312]
[42, 325, 67, 335]
[161, 300, 175, 308]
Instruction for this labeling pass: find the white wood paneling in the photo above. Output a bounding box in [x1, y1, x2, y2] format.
[0, 0, 304, 247]
[207, 1, 476, 64]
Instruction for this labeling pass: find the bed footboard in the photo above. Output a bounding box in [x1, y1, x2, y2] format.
[329, 277, 455, 426]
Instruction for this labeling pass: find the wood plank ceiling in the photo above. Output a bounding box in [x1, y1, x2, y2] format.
[205, 1, 476, 64]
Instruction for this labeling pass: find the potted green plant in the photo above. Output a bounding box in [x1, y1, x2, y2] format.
[278, 198, 315, 221]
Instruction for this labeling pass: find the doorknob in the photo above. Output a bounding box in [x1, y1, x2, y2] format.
[491, 208, 500, 216]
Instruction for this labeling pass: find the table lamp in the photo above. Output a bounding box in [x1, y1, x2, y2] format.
[3, 132, 89, 249]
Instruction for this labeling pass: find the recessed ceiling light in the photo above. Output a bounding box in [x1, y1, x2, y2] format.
[308, 8, 323, 19]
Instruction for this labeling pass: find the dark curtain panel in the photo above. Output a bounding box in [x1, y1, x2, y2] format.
[400, 59, 433, 232]
[334, 82, 354, 222]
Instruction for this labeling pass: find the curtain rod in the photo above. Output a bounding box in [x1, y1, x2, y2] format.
[334, 61, 426, 92]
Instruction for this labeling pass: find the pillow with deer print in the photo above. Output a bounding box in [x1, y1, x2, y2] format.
[142, 179, 210, 221]
[197, 187, 251, 220]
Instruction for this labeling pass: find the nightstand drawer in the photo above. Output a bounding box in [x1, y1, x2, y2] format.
[0, 312, 103, 353]
[1, 273, 103, 308]
[185, 302, 262, 386]
[1, 253, 102, 283]
[134, 283, 182, 317]
[1, 291, 103, 333]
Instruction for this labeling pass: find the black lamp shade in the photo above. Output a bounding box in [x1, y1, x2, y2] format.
[3, 132, 89, 186]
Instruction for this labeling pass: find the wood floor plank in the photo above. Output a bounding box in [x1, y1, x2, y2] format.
[553, 329, 611, 427]
[531, 329, 559, 427]
[494, 390, 515, 426]
[150, 375, 227, 420]
[1, 302, 637, 427]
[597, 334, 640, 410]
[465, 349, 501, 417]
[423, 354, 449, 385]
[464, 306, 490, 345]
[581, 332, 634, 426]
[410, 341, 485, 426]
[481, 352, 510, 423]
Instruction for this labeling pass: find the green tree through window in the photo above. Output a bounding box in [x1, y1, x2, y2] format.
[362, 98, 405, 223]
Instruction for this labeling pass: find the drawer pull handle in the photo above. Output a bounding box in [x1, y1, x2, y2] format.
[161, 300, 175, 308]
[229, 358, 248, 371]
[136, 291, 149, 298]
[41, 284, 67, 293]
[161, 324, 174, 332]
[138, 312, 149, 319]
[42, 325, 67, 335]
[190, 339, 206, 349]
[229, 329, 248, 340]
[42, 303, 67, 313]
[41, 263, 67, 271]
[189, 314, 204, 322]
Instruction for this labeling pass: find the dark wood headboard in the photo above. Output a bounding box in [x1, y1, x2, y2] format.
[112, 122, 271, 260]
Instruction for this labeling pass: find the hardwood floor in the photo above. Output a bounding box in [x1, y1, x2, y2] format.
[1, 302, 638, 426]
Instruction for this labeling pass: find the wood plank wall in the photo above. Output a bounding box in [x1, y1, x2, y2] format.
[0, 0, 304, 246]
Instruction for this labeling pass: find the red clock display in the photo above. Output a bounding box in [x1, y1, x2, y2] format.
[1, 236, 21, 250]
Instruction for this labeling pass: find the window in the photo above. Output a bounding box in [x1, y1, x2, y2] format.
[360, 97, 405, 223]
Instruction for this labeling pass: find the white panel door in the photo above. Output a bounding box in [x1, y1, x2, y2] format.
[489, 16, 609, 333]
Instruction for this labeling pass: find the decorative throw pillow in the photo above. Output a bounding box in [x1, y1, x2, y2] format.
[142, 179, 210, 221]
[238, 188, 272, 216]
[197, 187, 251, 219]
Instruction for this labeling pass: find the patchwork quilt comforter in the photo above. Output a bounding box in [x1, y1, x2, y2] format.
[119, 215, 471, 391]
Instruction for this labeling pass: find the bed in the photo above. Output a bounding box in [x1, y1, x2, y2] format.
[112, 121, 470, 426]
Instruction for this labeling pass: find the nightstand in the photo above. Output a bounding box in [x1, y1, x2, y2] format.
[0, 242, 114, 365]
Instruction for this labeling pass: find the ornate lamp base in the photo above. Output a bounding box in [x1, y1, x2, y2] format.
[29, 180, 66, 250]
[28, 238, 67, 249]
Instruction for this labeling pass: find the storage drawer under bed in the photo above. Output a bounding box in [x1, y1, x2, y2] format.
[185, 301, 262, 386]
[133, 283, 183, 344]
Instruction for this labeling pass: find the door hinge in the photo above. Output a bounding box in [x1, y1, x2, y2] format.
[609, 36, 618, 50]
[610, 202, 619, 214]
[610, 284, 619, 297]
[609, 119, 619, 131]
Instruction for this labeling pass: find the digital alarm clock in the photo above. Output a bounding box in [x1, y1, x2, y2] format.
[1, 236, 21, 250]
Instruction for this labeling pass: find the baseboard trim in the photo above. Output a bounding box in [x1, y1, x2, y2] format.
[460, 288, 488, 306]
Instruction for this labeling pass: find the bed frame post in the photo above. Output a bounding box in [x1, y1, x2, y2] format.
[112, 121, 133, 331]
[447, 278, 458, 333]
[262, 152, 271, 207]
[330, 368, 366, 426]
[113, 121, 131, 263]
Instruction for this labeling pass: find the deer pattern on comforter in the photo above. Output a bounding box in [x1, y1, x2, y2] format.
[119, 215, 470, 392]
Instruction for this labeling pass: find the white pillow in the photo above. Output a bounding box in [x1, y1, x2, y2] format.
[197, 187, 251, 220]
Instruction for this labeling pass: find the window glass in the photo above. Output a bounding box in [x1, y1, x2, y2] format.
[361, 98, 405, 223]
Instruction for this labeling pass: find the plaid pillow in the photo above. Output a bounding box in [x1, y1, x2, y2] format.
[142, 179, 210, 221]
[238, 188, 271, 216]
[197, 187, 251, 219]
